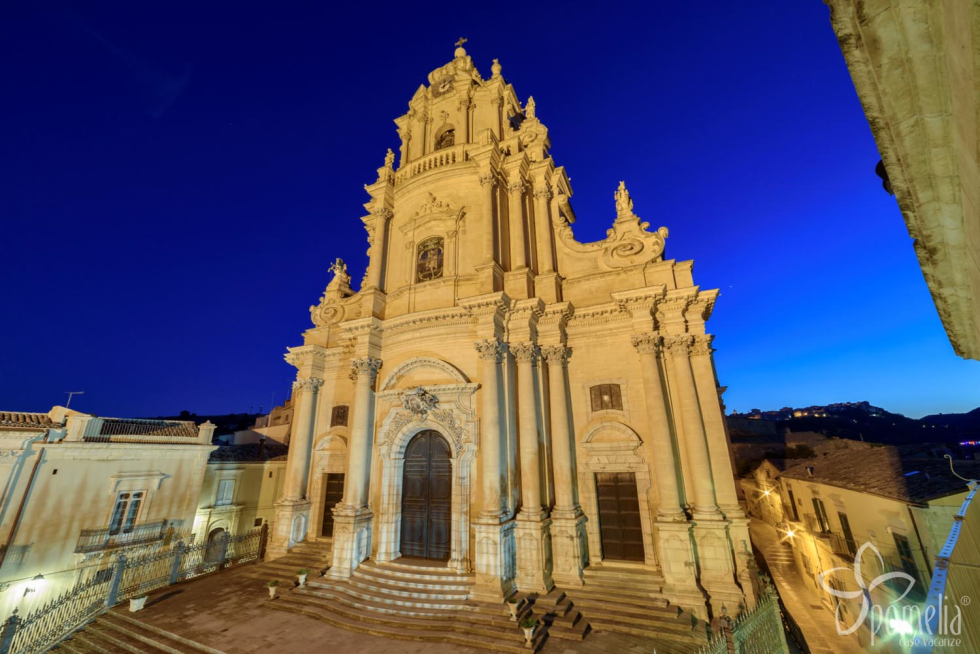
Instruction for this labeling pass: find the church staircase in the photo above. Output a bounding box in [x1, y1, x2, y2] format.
[241, 539, 333, 585]
[269, 558, 579, 652]
[53, 610, 223, 654]
[560, 566, 709, 653]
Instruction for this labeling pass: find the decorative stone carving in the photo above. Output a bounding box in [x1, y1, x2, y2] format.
[401, 387, 438, 419]
[509, 342, 538, 364]
[539, 344, 569, 365]
[614, 181, 634, 221]
[630, 333, 662, 355]
[525, 96, 536, 119]
[474, 339, 505, 362]
[384, 148, 395, 169]
[690, 334, 714, 357]
[479, 173, 498, 188]
[349, 357, 383, 381]
[533, 185, 552, 201]
[292, 377, 324, 393]
[662, 334, 693, 355]
[491, 58, 502, 78]
[413, 192, 458, 218]
[374, 207, 393, 222]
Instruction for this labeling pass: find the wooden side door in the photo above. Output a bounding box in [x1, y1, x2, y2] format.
[320, 473, 345, 537]
[595, 472, 645, 562]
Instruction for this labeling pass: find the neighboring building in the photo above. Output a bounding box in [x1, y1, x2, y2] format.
[269, 41, 753, 626]
[744, 440, 978, 649]
[826, 1, 980, 361]
[233, 398, 294, 446]
[0, 407, 216, 619]
[193, 442, 288, 543]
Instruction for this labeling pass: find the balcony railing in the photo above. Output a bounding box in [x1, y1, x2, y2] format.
[802, 513, 831, 535]
[394, 145, 469, 184]
[828, 531, 857, 558]
[74, 520, 169, 554]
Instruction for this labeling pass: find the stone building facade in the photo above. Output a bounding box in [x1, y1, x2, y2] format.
[270, 44, 753, 618]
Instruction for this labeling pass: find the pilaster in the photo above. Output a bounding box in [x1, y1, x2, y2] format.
[655, 521, 708, 620]
[471, 519, 517, 601]
[327, 506, 375, 580]
[693, 519, 745, 618]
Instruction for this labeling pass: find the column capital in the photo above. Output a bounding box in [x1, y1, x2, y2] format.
[690, 334, 714, 357]
[506, 179, 526, 194]
[662, 334, 693, 355]
[474, 338, 506, 362]
[533, 185, 552, 200]
[373, 207, 393, 222]
[509, 341, 539, 364]
[630, 333, 663, 355]
[349, 356, 383, 382]
[540, 344, 569, 365]
[292, 377, 324, 393]
[479, 172, 498, 188]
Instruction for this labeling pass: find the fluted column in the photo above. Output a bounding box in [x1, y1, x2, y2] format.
[540, 344, 587, 585]
[663, 335, 720, 520]
[480, 173, 498, 266]
[507, 181, 527, 270]
[540, 345, 577, 514]
[475, 339, 505, 517]
[365, 208, 392, 290]
[533, 184, 554, 274]
[283, 377, 323, 501]
[344, 357, 382, 509]
[689, 335, 740, 511]
[511, 343, 543, 516]
[630, 334, 685, 520]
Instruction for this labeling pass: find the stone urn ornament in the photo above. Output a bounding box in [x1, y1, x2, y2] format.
[267, 580, 279, 599]
[506, 599, 521, 621]
[128, 595, 148, 612]
[297, 568, 309, 586]
[519, 615, 538, 648]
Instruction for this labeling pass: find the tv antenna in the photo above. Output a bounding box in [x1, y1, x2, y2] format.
[65, 391, 85, 408]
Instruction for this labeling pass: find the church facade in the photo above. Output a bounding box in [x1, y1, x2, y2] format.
[270, 43, 754, 619]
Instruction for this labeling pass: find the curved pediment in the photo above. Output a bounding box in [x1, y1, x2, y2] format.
[379, 357, 469, 391]
[582, 420, 643, 447]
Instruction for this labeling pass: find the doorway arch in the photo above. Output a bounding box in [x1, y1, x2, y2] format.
[400, 430, 452, 561]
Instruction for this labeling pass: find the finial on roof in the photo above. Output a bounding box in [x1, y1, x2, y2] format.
[526, 96, 536, 119]
[614, 181, 634, 221]
[491, 58, 502, 78]
[454, 37, 468, 58]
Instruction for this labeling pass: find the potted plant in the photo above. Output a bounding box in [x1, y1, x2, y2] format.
[519, 615, 538, 647]
[128, 595, 148, 612]
[267, 580, 279, 599]
[505, 598, 521, 621]
[297, 568, 310, 586]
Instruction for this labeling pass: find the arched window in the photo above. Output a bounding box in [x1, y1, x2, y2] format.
[417, 237, 444, 282]
[434, 128, 455, 151]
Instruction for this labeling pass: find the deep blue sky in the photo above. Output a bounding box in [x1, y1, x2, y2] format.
[2, 2, 978, 419]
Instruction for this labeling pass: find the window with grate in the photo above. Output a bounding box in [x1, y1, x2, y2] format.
[590, 384, 623, 412]
[331, 405, 349, 427]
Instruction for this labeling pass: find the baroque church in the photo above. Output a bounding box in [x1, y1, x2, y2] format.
[269, 42, 755, 624]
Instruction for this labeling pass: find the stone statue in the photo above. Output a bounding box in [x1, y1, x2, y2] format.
[615, 181, 633, 219]
[491, 58, 502, 78]
[526, 96, 536, 119]
[328, 258, 350, 286]
[384, 148, 395, 169]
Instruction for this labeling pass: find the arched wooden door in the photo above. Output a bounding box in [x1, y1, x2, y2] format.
[400, 430, 452, 561]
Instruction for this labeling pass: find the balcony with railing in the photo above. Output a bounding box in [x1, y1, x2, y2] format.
[74, 520, 170, 554]
[394, 145, 470, 184]
[802, 513, 831, 536]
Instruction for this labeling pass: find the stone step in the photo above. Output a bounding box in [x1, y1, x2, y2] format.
[358, 559, 470, 582]
[378, 558, 459, 574]
[271, 595, 541, 653]
[103, 611, 225, 654]
[70, 631, 129, 654]
[88, 623, 173, 654]
[568, 585, 671, 607]
[278, 593, 528, 641]
[294, 585, 522, 625]
[348, 576, 470, 601]
[53, 639, 91, 654]
[304, 579, 472, 610]
[352, 566, 474, 591]
[585, 616, 707, 649]
[569, 594, 678, 621]
[519, 593, 587, 641]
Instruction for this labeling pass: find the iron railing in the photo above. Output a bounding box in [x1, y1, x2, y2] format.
[74, 520, 169, 554]
[0, 525, 267, 654]
[699, 584, 792, 654]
